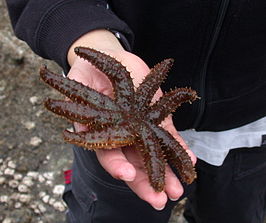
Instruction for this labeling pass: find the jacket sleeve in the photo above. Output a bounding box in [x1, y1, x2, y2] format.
[6, 0, 134, 70]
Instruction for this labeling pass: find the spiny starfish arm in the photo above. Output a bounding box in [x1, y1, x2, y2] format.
[135, 58, 174, 111]
[44, 99, 123, 126]
[137, 124, 166, 192]
[148, 88, 198, 125]
[40, 66, 120, 111]
[74, 47, 135, 111]
[147, 122, 196, 184]
[63, 125, 135, 150]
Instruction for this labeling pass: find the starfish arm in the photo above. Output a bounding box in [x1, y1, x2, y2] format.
[146, 122, 196, 184]
[147, 88, 198, 125]
[44, 99, 123, 127]
[63, 124, 135, 150]
[135, 59, 174, 111]
[74, 47, 135, 111]
[137, 124, 166, 192]
[40, 66, 120, 111]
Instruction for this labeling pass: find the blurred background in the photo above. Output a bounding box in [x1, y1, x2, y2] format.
[0, 1, 73, 222]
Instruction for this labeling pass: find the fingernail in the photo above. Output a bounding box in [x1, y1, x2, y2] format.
[153, 205, 165, 211]
[169, 184, 183, 201]
[121, 175, 134, 181]
[169, 197, 179, 201]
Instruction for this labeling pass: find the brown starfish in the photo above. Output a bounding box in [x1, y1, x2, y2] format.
[40, 47, 198, 192]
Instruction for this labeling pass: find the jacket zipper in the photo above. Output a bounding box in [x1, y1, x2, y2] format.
[193, 0, 230, 128]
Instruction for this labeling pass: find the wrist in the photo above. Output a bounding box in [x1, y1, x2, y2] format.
[67, 29, 125, 66]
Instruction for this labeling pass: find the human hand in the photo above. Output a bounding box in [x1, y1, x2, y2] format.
[67, 30, 196, 210]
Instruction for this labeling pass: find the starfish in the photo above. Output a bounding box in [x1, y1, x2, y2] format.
[40, 47, 198, 192]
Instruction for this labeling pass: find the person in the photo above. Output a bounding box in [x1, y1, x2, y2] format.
[6, 1, 266, 223]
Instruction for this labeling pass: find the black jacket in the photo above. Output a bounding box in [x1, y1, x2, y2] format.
[6, 0, 266, 131]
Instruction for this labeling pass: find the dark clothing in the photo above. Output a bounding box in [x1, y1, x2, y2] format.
[63, 146, 194, 223]
[6, 0, 266, 131]
[64, 145, 266, 223]
[184, 146, 266, 223]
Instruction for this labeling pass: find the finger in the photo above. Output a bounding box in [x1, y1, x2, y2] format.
[123, 149, 168, 210]
[67, 58, 114, 97]
[164, 165, 184, 201]
[127, 177, 168, 210]
[73, 122, 88, 132]
[185, 149, 197, 165]
[160, 116, 188, 148]
[95, 149, 136, 182]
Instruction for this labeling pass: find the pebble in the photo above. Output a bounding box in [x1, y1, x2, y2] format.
[38, 174, 45, 183]
[38, 203, 47, 213]
[7, 143, 15, 150]
[43, 172, 54, 180]
[33, 203, 46, 214]
[29, 96, 40, 105]
[14, 173, 23, 180]
[30, 201, 38, 209]
[2, 218, 12, 223]
[7, 160, 16, 169]
[4, 168, 15, 176]
[22, 121, 36, 130]
[53, 184, 65, 195]
[42, 160, 48, 164]
[0, 158, 3, 164]
[18, 184, 29, 193]
[66, 127, 74, 132]
[45, 180, 53, 186]
[48, 198, 56, 206]
[42, 195, 50, 203]
[0, 195, 9, 203]
[0, 176, 6, 184]
[39, 191, 46, 198]
[27, 171, 39, 179]
[14, 202, 22, 208]
[29, 136, 42, 146]
[53, 201, 66, 212]
[8, 179, 19, 188]
[22, 176, 34, 187]
[19, 194, 31, 203]
[35, 110, 43, 117]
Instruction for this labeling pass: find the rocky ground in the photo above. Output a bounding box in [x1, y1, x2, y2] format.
[0, 1, 74, 222]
